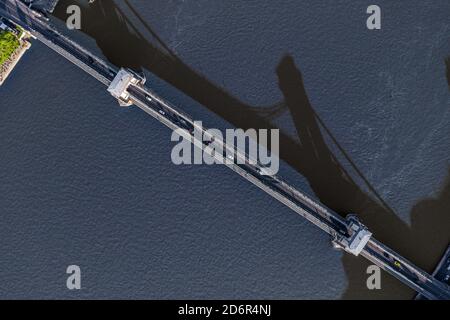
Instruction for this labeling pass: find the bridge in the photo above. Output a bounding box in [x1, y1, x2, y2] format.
[1, 0, 449, 300]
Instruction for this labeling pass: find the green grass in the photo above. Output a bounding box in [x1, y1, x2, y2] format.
[0, 30, 20, 66]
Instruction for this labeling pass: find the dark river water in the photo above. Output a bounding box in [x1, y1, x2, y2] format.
[0, 0, 449, 299]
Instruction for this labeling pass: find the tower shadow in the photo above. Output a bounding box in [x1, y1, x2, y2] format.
[52, 1, 450, 299]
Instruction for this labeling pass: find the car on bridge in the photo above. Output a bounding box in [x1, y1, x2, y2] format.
[444, 275, 450, 283]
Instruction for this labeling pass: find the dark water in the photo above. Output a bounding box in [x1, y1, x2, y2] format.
[0, 0, 449, 299]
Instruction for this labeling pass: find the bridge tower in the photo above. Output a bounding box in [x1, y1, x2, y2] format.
[107, 68, 141, 107]
[332, 215, 372, 256]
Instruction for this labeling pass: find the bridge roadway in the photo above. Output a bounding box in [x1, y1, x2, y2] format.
[1, 0, 449, 300]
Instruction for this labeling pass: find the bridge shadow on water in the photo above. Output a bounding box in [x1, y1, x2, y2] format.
[277, 57, 450, 299]
[53, 0, 450, 299]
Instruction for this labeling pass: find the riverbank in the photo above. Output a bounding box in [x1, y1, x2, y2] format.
[0, 27, 32, 86]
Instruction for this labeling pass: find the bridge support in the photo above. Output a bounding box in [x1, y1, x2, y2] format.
[107, 68, 142, 107]
[332, 215, 372, 256]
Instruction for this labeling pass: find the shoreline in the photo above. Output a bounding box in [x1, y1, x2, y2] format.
[0, 35, 31, 86]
